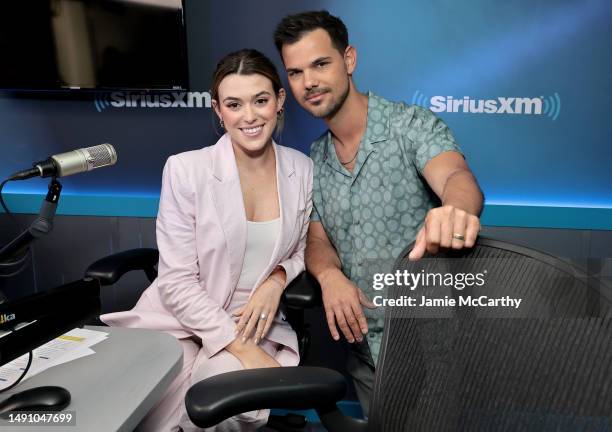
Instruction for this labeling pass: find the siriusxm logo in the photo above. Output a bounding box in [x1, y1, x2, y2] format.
[94, 91, 211, 112]
[411, 91, 561, 121]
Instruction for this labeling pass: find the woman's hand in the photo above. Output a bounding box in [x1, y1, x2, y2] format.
[226, 338, 280, 369]
[233, 269, 286, 344]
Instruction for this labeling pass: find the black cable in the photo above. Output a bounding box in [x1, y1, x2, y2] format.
[0, 251, 29, 270]
[0, 179, 21, 230]
[0, 351, 33, 393]
[0, 254, 30, 278]
[0, 178, 31, 278]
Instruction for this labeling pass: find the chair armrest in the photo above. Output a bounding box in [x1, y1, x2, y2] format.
[282, 271, 322, 308]
[84, 248, 159, 286]
[185, 366, 347, 428]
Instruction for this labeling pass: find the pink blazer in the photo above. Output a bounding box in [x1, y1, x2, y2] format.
[102, 134, 313, 367]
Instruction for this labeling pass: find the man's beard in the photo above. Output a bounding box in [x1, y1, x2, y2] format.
[306, 82, 350, 119]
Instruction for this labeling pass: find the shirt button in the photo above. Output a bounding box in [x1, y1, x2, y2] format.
[355, 219, 361, 225]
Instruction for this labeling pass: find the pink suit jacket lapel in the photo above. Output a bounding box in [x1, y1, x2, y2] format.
[209, 134, 247, 294]
[264, 142, 299, 281]
[250, 141, 300, 290]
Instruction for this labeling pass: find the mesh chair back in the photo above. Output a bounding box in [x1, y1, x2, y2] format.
[368, 238, 612, 432]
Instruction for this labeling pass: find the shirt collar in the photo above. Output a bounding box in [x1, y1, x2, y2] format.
[323, 91, 390, 166]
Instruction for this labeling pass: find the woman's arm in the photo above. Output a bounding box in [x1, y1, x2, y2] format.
[156, 155, 237, 358]
[225, 337, 280, 369]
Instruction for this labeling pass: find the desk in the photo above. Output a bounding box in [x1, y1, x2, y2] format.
[1, 325, 182, 431]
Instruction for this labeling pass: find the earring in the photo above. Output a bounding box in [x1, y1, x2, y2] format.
[277, 108, 284, 118]
[220, 118, 225, 129]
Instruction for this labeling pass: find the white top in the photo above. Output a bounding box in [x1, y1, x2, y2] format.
[236, 218, 281, 289]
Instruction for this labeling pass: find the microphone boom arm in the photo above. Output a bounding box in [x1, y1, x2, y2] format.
[0, 179, 62, 263]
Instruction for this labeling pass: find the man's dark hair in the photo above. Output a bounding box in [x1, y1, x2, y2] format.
[274, 10, 349, 56]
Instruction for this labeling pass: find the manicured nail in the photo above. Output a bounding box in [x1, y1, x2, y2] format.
[242, 337, 247, 343]
[254, 338, 259, 345]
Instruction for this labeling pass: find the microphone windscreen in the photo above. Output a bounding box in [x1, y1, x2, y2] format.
[82, 144, 117, 170]
[52, 144, 117, 177]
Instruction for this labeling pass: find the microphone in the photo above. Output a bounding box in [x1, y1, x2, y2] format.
[9, 144, 117, 181]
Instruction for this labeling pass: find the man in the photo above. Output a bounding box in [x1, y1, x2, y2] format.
[274, 11, 483, 415]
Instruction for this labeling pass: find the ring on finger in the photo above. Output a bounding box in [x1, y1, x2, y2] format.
[259, 312, 267, 320]
[452, 233, 465, 241]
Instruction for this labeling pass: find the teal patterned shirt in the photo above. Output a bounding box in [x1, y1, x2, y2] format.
[310, 92, 462, 363]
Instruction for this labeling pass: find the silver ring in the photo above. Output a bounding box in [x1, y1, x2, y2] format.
[453, 233, 465, 241]
[259, 313, 267, 320]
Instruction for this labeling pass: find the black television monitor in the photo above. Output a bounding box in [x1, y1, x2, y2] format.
[0, 0, 188, 91]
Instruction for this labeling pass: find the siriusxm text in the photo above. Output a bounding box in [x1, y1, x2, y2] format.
[430, 96, 542, 115]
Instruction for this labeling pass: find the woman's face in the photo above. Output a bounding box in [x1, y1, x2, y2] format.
[213, 73, 285, 156]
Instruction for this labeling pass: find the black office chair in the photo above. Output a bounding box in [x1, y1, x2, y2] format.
[181, 238, 612, 431]
[85, 248, 322, 431]
[85, 248, 321, 360]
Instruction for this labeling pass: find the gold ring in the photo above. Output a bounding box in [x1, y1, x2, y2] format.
[453, 233, 465, 241]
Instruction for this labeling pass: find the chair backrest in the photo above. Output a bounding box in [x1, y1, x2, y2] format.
[368, 237, 612, 432]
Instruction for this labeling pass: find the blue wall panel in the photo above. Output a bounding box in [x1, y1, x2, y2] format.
[1, 0, 610, 228]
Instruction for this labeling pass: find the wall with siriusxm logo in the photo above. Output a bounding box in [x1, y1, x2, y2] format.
[93, 91, 212, 112]
[413, 93, 562, 121]
[1, 0, 611, 229]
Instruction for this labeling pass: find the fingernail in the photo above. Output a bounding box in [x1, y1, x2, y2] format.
[362, 328, 368, 334]
[242, 337, 246, 343]
[254, 338, 259, 345]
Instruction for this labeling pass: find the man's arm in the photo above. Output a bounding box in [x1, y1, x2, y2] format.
[306, 221, 374, 343]
[409, 151, 484, 260]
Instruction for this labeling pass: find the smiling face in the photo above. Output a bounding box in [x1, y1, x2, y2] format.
[212, 73, 285, 157]
[281, 28, 354, 119]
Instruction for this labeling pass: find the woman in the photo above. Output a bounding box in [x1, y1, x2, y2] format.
[101, 49, 313, 431]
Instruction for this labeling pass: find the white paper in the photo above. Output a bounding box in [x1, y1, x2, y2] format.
[0, 328, 108, 388]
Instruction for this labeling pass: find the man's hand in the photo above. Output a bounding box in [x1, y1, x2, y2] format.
[414, 151, 483, 261]
[408, 205, 480, 261]
[319, 269, 376, 343]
